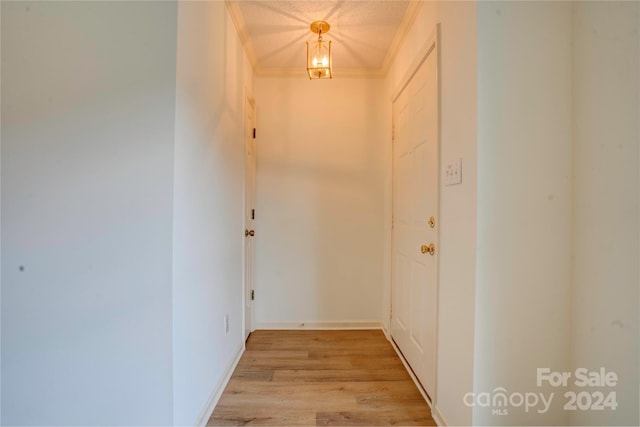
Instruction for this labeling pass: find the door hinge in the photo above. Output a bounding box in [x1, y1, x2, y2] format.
[252, 128, 256, 139]
[251, 290, 255, 301]
[251, 209, 255, 220]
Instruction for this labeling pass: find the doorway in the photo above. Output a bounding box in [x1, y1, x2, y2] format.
[243, 97, 256, 341]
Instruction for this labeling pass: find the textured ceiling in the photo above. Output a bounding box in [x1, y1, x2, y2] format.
[231, 1, 414, 76]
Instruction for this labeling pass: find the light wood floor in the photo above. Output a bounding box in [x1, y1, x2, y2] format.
[208, 329, 435, 426]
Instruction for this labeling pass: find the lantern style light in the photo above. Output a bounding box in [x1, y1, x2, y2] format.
[306, 21, 332, 79]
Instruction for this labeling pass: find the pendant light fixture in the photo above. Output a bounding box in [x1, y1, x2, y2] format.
[306, 21, 332, 79]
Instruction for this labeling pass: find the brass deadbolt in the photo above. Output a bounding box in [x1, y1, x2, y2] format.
[428, 216, 436, 229]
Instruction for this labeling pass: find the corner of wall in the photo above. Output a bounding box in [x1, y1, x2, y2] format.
[172, 1, 254, 425]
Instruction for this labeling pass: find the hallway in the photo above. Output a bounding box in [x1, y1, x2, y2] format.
[210, 330, 435, 426]
[1, 1, 638, 426]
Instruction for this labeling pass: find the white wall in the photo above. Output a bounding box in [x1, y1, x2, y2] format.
[474, 3, 639, 426]
[1, 2, 178, 424]
[172, 2, 252, 425]
[253, 77, 387, 327]
[570, 2, 639, 425]
[474, 2, 573, 425]
[385, 2, 478, 425]
[2, 2, 256, 425]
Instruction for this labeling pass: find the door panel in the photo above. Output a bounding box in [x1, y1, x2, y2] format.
[413, 141, 430, 225]
[410, 259, 428, 351]
[396, 252, 411, 330]
[391, 43, 439, 399]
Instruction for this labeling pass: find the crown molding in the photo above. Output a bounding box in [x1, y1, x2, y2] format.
[225, 0, 258, 69]
[380, 0, 424, 75]
[255, 67, 386, 79]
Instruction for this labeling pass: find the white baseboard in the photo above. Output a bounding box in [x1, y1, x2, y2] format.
[254, 320, 383, 330]
[387, 334, 446, 426]
[382, 325, 390, 340]
[432, 405, 448, 426]
[194, 342, 244, 426]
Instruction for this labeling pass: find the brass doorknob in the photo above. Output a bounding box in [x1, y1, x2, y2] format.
[245, 229, 255, 237]
[421, 243, 435, 255]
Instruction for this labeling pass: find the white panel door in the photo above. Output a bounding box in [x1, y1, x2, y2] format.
[391, 44, 439, 400]
[244, 99, 256, 340]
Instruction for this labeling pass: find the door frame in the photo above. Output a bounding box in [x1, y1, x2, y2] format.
[242, 93, 256, 342]
[384, 23, 441, 407]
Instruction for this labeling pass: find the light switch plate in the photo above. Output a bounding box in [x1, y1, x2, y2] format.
[444, 158, 462, 186]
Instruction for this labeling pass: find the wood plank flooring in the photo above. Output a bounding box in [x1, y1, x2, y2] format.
[208, 330, 435, 426]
